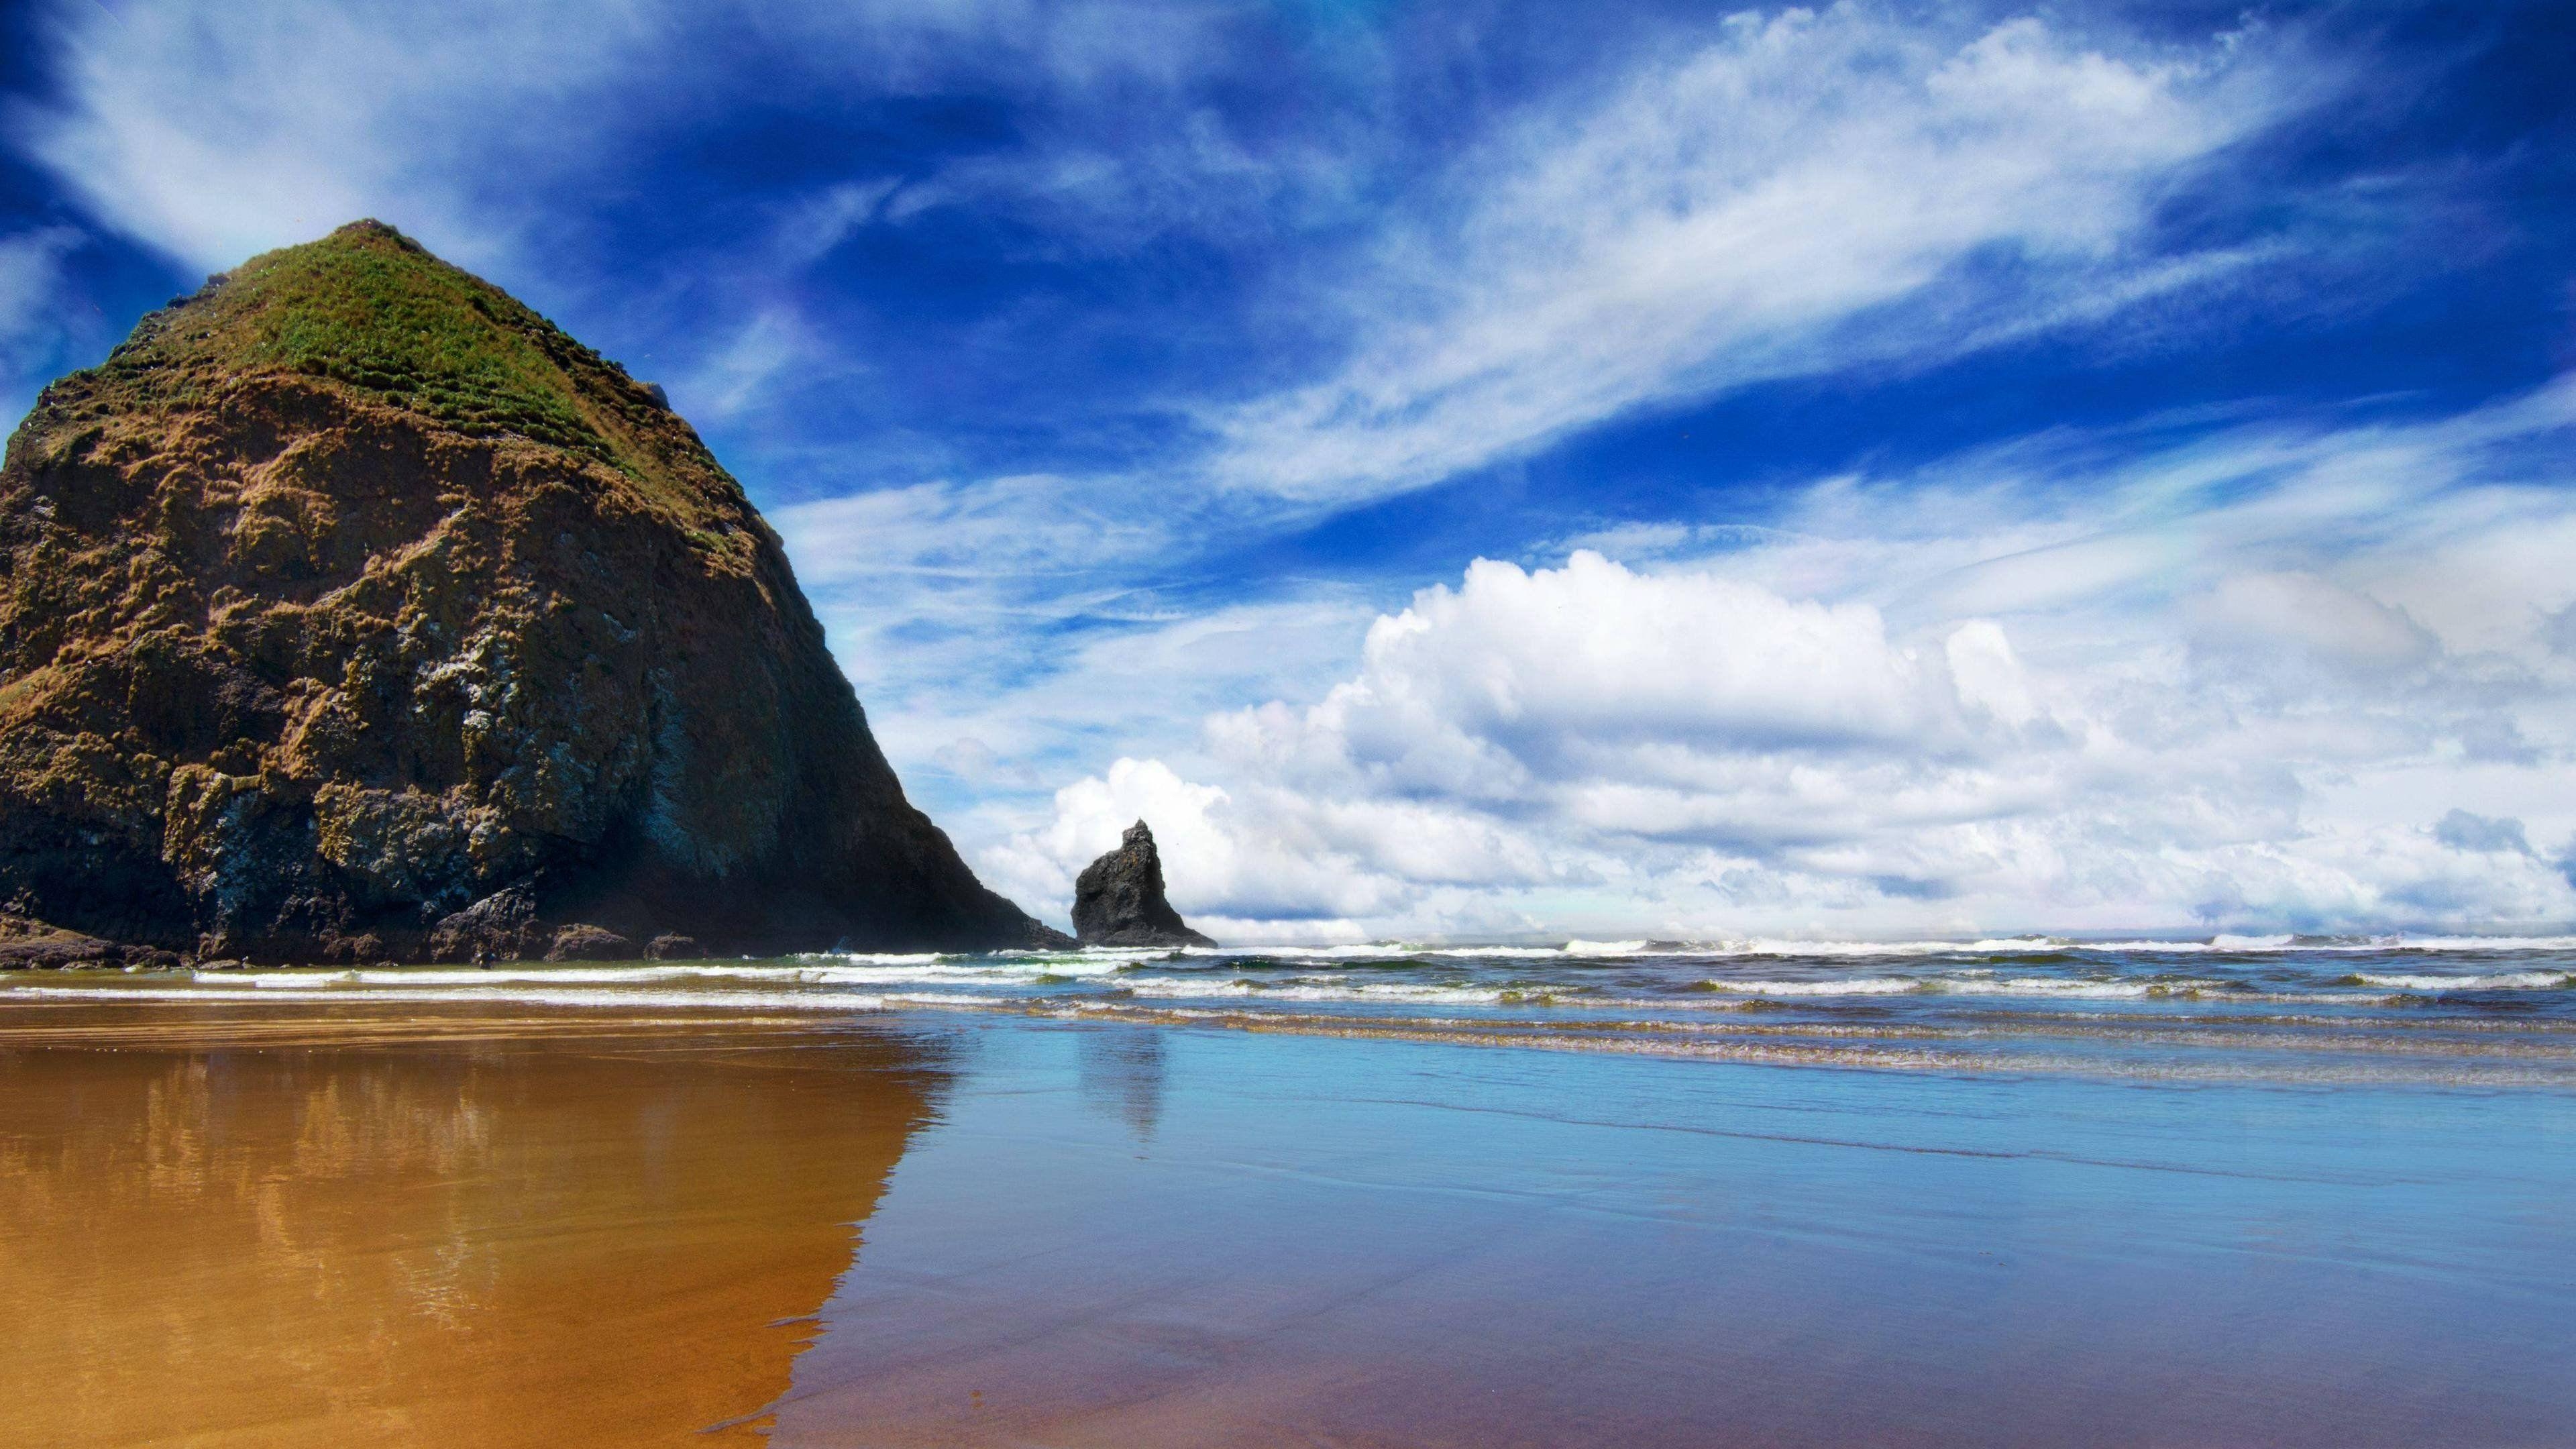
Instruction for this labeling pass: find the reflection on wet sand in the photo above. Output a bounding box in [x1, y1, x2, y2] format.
[1074, 1023, 1167, 1143]
[0, 1001, 944, 1448]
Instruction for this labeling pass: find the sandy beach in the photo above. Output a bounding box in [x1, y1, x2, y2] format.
[5, 983, 2571, 1447]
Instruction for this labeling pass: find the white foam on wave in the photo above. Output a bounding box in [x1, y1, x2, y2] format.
[1115, 975, 1517, 1006]
[1204, 932, 2576, 959]
[1191, 943, 1548, 961]
[1689, 973, 2233, 999]
[1705, 936, 2282, 958]
[223, 965, 808, 988]
[1691, 975, 1925, 996]
[1943, 975, 2229, 998]
[2345, 971, 2575, 991]
[203, 955, 1135, 991]
[804, 960, 1112, 985]
[1730, 938, 2088, 958]
[2343, 936, 2576, 955]
[1183, 940, 1651, 961]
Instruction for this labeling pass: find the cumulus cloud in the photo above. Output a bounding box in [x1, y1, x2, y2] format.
[1209, 6, 2304, 500]
[2197, 572, 2438, 672]
[977, 756, 1557, 942]
[996, 380, 2576, 939]
[1214, 552, 1990, 793]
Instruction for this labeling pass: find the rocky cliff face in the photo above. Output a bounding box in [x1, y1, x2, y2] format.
[1072, 821, 1215, 948]
[0, 221, 1066, 963]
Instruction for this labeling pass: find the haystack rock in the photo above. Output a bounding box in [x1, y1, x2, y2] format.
[0, 220, 1069, 963]
[1072, 821, 1216, 948]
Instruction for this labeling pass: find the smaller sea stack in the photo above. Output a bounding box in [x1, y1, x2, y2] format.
[1072, 821, 1216, 948]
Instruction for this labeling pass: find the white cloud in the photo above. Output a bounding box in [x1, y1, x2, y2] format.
[0, 226, 78, 340]
[5, 0, 1373, 435]
[0, 223, 83, 423]
[7, 0, 669, 272]
[769, 472, 1190, 700]
[690, 307, 820, 422]
[977, 756, 1554, 941]
[765, 471, 1384, 830]
[1214, 551, 1982, 798]
[2434, 809, 2531, 857]
[2197, 572, 2436, 672]
[998, 380, 2576, 940]
[1208, 5, 2304, 501]
[9, 0, 1309, 275]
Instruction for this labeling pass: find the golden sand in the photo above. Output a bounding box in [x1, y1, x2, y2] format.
[0, 1000, 942, 1447]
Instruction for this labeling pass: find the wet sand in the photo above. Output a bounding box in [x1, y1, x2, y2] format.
[0, 1001, 943, 1446]
[770, 1018, 2576, 1448]
[6, 996, 2573, 1446]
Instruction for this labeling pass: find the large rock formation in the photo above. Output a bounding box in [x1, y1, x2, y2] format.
[0, 221, 1067, 963]
[1071, 821, 1215, 948]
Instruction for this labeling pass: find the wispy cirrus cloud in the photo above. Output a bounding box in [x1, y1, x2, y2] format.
[767, 470, 1379, 820]
[6, 0, 1278, 272]
[7, 0, 667, 273]
[1208, 7, 2314, 502]
[12, 0, 2361, 464]
[1, 0, 1336, 445]
[0, 222, 102, 427]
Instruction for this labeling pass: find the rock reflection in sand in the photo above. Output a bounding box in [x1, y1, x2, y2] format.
[1074, 1022, 1167, 1143]
[0, 1002, 946, 1447]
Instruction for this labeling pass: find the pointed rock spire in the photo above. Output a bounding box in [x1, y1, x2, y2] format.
[1072, 821, 1216, 948]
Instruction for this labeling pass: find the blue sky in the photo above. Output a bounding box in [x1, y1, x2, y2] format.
[4, 0, 2574, 940]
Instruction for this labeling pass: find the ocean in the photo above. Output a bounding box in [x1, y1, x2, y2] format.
[20, 933, 2575, 1088]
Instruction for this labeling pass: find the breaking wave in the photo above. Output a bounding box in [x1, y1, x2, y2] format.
[9, 932, 2573, 1087]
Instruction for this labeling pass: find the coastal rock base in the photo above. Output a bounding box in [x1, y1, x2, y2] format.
[0, 914, 182, 970]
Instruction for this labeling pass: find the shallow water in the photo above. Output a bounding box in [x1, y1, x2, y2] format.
[7, 943, 2574, 1444]
[779, 1014, 2576, 1448]
[18, 932, 2576, 1088]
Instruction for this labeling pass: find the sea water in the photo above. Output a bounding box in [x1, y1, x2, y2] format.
[18, 932, 2576, 1088]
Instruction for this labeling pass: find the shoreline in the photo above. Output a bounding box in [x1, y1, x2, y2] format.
[13, 937, 2576, 1091]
